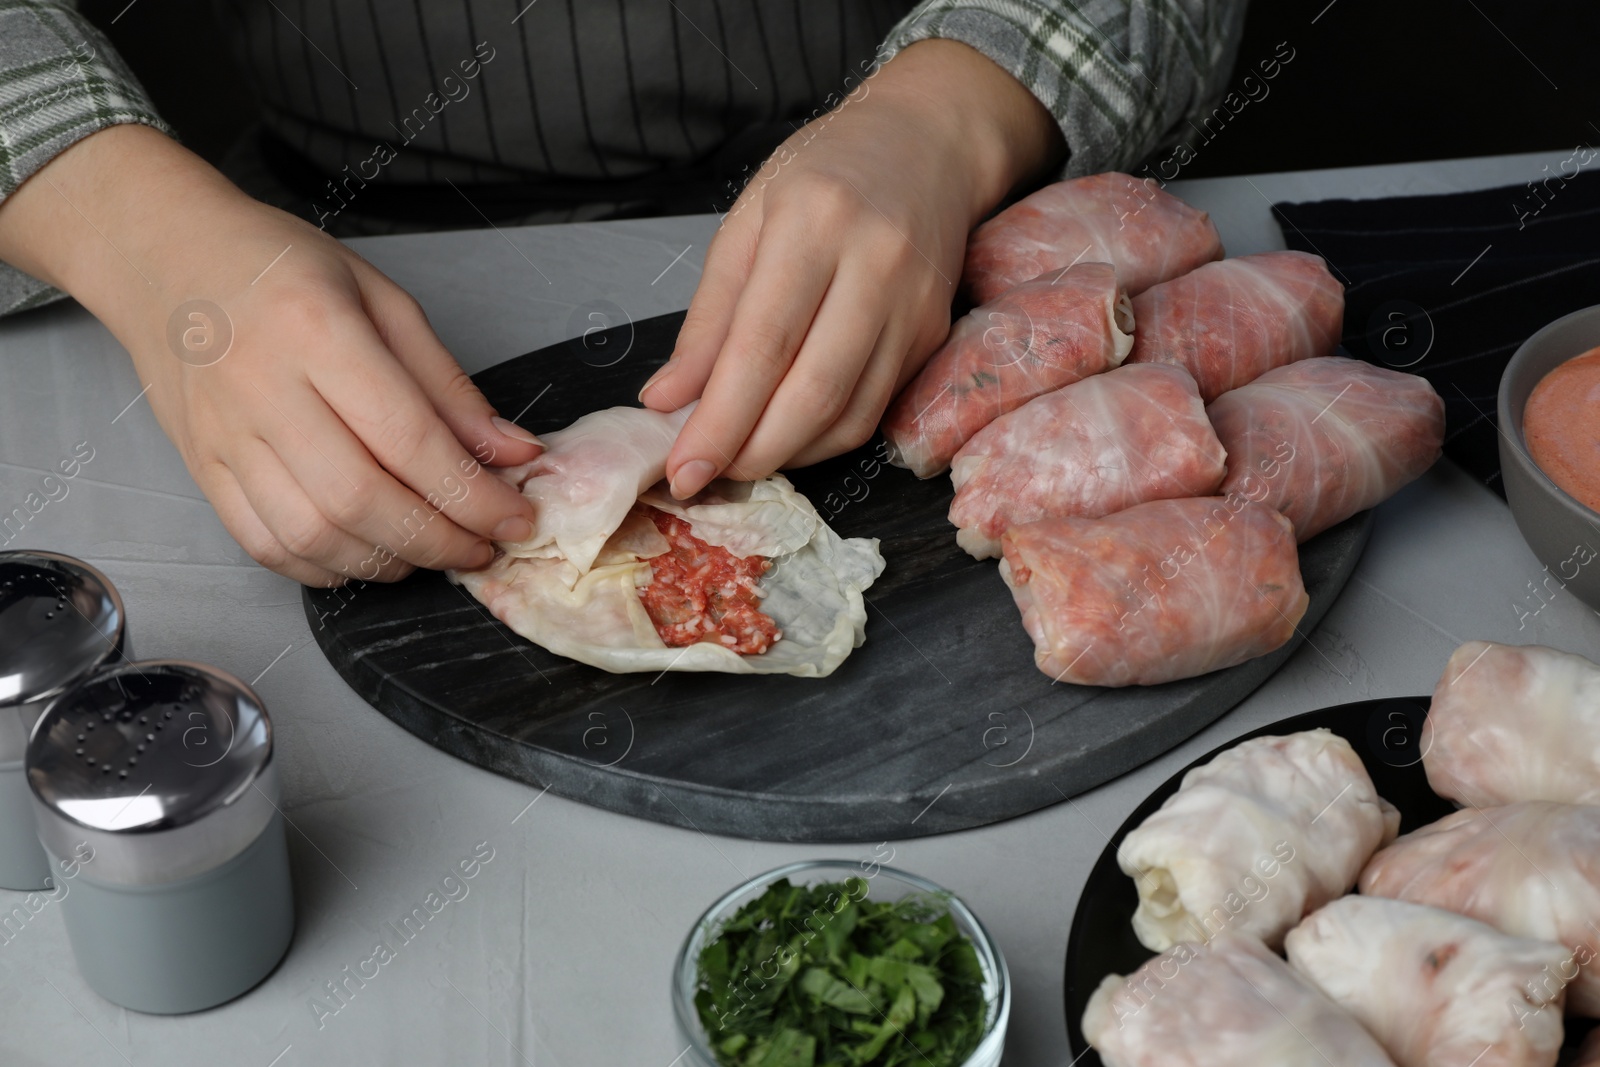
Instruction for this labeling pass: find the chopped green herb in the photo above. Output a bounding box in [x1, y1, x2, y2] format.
[693, 877, 989, 1067]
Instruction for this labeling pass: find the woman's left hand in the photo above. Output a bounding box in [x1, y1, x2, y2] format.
[639, 39, 1063, 498]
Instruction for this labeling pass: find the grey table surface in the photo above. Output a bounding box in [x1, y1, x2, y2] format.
[2, 147, 1598, 1067]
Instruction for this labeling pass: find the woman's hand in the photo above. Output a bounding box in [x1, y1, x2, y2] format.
[640, 39, 1063, 498]
[0, 126, 543, 586]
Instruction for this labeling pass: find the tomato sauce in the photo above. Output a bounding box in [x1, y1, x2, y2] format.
[1525, 346, 1600, 512]
[638, 509, 781, 655]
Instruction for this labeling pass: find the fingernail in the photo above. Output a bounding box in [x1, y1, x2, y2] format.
[670, 459, 717, 499]
[492, 516, 534, 542]
[491, 416, 543, 447]
[637, 361, 674, 403]
[468, 541, 496, 568]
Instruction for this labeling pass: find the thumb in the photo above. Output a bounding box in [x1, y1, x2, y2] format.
[358, 268, 543, 467]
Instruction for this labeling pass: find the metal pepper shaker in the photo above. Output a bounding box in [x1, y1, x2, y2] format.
[0, 551, 129, 890]
[27, 660, 294, 1013]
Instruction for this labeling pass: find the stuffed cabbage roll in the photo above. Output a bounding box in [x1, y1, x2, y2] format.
[1207, 357, 1445, 541]
[1117, 729, 1399, 951]
[1285, 895, 1569, 1067]
[1083, 931, 1398, 1067]
[997, 497, 1308, 687]
[882, 262, 1133, 478]
[454, 406, 885, 676]
[964, 171, 1223, 304]
[1424, 641, 1600, 807]
[1127, 251, 1344, 402]
[948, 363, 1227, 560]
[1361, 802, 1600, 1015]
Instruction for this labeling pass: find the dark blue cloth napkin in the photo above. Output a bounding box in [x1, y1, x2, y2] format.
[1272, 159, 1600, 497]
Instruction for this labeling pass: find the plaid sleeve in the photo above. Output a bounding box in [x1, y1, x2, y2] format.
[0, 0, 172, 316]
[879, 0, 1249, 178]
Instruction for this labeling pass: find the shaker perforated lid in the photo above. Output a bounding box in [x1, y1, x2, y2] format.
[0, 551, 127, 763]
[27, 660, 279, 886]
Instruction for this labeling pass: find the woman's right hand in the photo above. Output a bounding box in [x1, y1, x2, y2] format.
[0, 125, 543, 586]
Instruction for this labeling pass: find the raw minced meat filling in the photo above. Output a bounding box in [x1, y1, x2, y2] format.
[637, 508, 781, 654]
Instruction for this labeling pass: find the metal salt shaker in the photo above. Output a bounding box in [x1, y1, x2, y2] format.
[0, 551, 129, 890]
[27, 660, 294, 1013]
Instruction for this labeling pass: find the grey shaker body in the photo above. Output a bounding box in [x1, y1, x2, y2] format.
[45, 811, 294, 1014]
[28, 660, 294, 1013]
[0, 551, 129, 890]
[0, 761, 52, 888]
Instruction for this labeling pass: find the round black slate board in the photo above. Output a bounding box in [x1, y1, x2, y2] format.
[1062, 697, 1599, 1064]
[303, 311, 1373, 843]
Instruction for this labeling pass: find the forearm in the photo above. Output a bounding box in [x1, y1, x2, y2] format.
[0, 0, 175, 315]
[0, 125, 290, 342]
[864, 39, 1065, 222]
[882, 0, 1252, 176]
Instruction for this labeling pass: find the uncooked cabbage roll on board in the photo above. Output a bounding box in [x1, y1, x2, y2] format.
[453, 405, 884, 676]
[1082, 931, 1398, 1067]
[1425, 641, 1600, 807]
[880, 262, 1133, 478]
[963, 171, 1223, 304]
[1126, 251, 1344, 402]
[1285, 895, 1569, 1067]
[1117, 729, 1399, 951]
[998, 497, 1307, 687]
[1361, 802, 1600, 1016]
[1207, 356, 1445, 541]
[947, 363, 1226, 560]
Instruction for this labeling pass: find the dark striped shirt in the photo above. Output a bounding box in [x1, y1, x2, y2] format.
[0, 0, 1250, 311]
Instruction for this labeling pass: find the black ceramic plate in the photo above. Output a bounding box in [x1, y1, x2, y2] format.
[1062, 696, 1598, 1063]
[305, 311, 1372, 843]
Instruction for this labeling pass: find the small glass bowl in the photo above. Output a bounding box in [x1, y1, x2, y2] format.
[672, 859, 1010, 1067]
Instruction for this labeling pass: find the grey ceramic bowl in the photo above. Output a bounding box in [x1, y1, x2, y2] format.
[1498, 304, 1600, 613]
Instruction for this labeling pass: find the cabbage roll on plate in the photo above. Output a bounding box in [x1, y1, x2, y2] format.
[881, 262, 1132, 478]
[1116, 729, 1399, 951]
[1083, 931, 1398, 1067]
[1361, 802, 1600, 1016]
[1286, 895, 1570, 1067]
[948, 363, 1226, 560]
[1425, 641, 1600, 807]
[1207, 356, 1445, 541]
[1126, 250, 1344, 402]
[998, 496, 1308, 687]
[963, 171, 1223, 304]
[453, 405, 885, 677]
